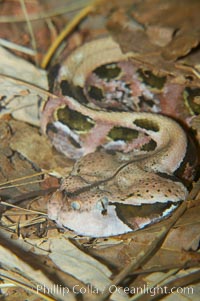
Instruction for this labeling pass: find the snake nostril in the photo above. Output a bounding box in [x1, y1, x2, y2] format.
[101, 208, 107, 216]
[95, 197, 109, 215]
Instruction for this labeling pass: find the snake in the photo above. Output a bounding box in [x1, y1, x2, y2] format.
[42, 36, 196, 237]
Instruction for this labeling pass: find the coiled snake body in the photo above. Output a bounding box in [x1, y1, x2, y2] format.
[42, 37, 195, 237]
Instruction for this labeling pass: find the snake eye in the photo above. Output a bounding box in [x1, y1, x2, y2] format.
[71, 201, 81, 210]
[95, 197, 109, 215]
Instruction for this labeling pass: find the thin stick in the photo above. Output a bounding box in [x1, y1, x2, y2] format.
[0, 180, 44, 190]
[0, 74, 57, 98]
[0, 201, 47, 215]
[19, 0, 39, 65]
[175, 63, 200, 80]
[0, 38, 36, 56]
[0, 171, 49, 187]
[6, 217, 47, 230]
[41, 4, 94, 68]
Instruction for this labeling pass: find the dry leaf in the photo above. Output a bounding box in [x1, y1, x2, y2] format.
[0, 46, 48, 126]
[9, 120, 73, 173]
[48, 236, 129, 300]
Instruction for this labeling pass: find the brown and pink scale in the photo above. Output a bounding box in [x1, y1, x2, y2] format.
[41, 35, 199, 237]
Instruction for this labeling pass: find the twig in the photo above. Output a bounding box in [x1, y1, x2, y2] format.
[19, 0, 39, 65]
[0, 179, 44, 190]
[0, 73, 57, 98]
[175, 63, 200, 80]
[0, 171, 49, 187]
[0, 201, 47, 216]
[0, 38, 36, 56]
[41, 4, 94, 68]
[1, 188, 58, 206]
[5, 217, 47, 230]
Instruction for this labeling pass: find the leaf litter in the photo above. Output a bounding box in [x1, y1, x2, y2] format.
[0, 0, 199, 300]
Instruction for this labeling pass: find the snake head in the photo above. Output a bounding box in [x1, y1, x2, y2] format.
[47, 190, 133, 237]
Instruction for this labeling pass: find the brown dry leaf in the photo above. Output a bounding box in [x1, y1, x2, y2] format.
[146, 25, 174, 47]
[0, 230, 77, 301]
[0, 118, 73, 206]
[0, 244, 66, 300]
[129, 0, 200, 60]
[0, 0, 92, 63]
[22, 234, 129, 301]
[9, 119, 73, 173]
[0, 120, 42, 198]
[101, 0, 200, 83]
[162, 33, 200, 61]
[0, 46, 48, 126]
[0, 117, 74, 238]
